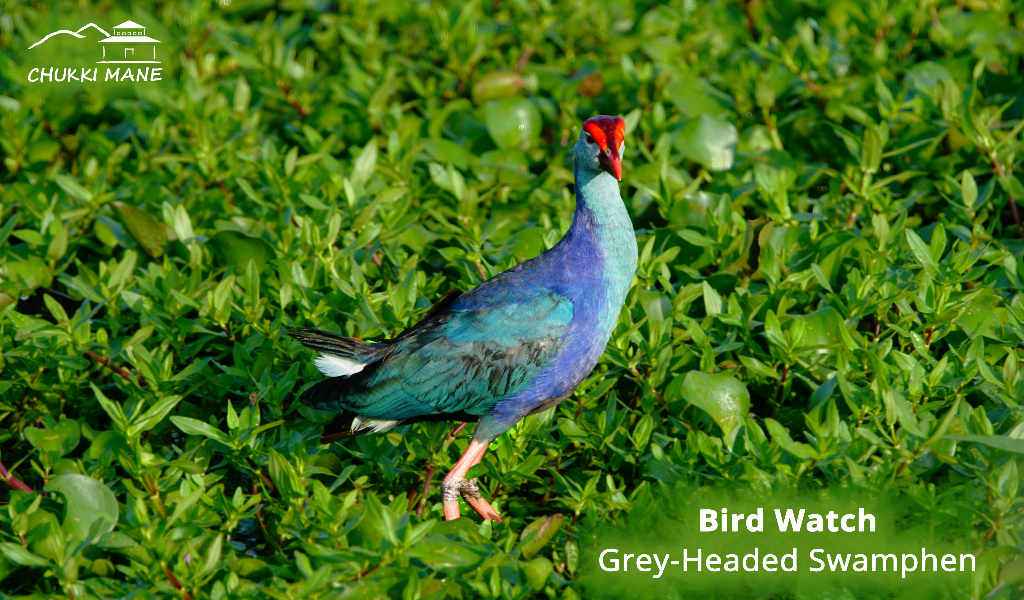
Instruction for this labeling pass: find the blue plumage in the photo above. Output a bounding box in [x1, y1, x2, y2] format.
[291, 115, 636, 520]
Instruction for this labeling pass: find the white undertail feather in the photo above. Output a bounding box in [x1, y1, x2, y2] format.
[350, 417, 400, 433]
[311, 353, 394, 433]
[314, 354, 366, 377]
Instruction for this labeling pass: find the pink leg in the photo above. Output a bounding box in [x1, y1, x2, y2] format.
[442, 439, 501, 522]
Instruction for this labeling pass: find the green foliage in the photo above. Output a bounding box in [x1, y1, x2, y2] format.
[1, 0, 1023, 598]
[679, 371, 750, 449]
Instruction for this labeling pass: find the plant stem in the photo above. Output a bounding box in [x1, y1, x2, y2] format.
[0, 460, 33, 492]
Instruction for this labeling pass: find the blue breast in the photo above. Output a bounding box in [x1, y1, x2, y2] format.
[483, 168, 638, 431]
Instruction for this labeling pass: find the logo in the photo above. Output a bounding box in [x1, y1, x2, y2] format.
[26, 19, 164, 84]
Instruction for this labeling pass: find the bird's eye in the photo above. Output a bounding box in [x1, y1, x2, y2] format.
[583, 132, 594, 144]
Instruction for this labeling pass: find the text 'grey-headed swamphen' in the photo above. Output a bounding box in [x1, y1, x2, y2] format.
[291, 115, 637, 521]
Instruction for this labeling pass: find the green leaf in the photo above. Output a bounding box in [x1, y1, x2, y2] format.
[267, 450, 300, 498]
[739, 355, 779, 380]
[861, 125, 884, 173]
[789, 307, 845, 353]
[765, 419, 817, 460]
[24, 419, 80, 457]
[7, 256, 53, 292]
[170, 416, 231, 445]
[93, 217, 120, 247]
[929, 222, 946, 263]
[209, 230, 273, 270]
[168, 204, 194, 242]
[202, 534, 223, 576]
[14, 229, 45, 246]
[351, 139, 378, 186]
[905, 229, 936, 274]
[42, 294, 68, 323]
[294, 551, 312, 578]
[894, 396, 926, 438]
[0, 214, 18, 246]
[0, 543, 50, 568]
[998, 175, 1024, 205]
[482, 98, 541, 150]
[676, 114, 737, 171]
[679, 371, 750, 449]
[54, 174, 93, 203]
[26, 510, 64, 562]
[632, 414, 655, 450]
[226, 400, 239, 430]
[472, 71, 534, 104]
[996, 557, 1024, 591]
[809, 376, 837, 409]
[947, 435, 1024, 454]
[233, 76, 251, 112]
[235, 177, 262, 204]
[523, 556, 553, 591]
[115, 202, 167, 258]
[44, 474, 119, 545]
[702, 281, 722, 316]
[996, 460, 1018, 499]
[519, 514, 564, 559]
[423, 139, 474, 169]
[666, 72, 728, 118]
[91, 384, 128, 432]
[922, 399, 960, 450]
[960, 170, 977, 209]
[46, 220, 68, 262]
[407, 535, 485, 569]
[677, 228, 714, 247]
[127, 395, 184, 438]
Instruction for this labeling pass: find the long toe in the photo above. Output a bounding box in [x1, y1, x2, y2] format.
[459, 479, 502, 522]
[464, 495, 502, 521]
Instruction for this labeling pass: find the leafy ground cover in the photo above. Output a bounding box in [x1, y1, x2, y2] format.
[1, 1, 1023, 598]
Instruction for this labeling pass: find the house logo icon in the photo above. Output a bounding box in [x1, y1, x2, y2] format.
[25, 18, 165, 84]
[28, 19, 161, 64]
[99, 20, 160, 64]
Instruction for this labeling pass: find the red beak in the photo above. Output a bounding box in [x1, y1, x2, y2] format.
[599, 147, 622, 181]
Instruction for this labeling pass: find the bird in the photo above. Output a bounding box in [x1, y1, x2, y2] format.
[290, 115, 637, 521]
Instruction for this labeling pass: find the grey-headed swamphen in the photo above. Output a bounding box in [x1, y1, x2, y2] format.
[291, 115, 637, 521]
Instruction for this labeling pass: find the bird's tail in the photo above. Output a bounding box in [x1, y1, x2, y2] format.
[288, 327, 384, 377]
[295, 376, 401, 439]
[290, 328, 399, 438]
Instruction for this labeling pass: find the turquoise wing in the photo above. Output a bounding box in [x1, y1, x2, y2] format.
[338, 289, 573, 420]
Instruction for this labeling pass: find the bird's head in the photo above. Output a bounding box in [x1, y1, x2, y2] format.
[575, 115, 625, 181]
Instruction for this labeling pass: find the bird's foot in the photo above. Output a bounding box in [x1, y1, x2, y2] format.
[442, 478, 502, 522]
